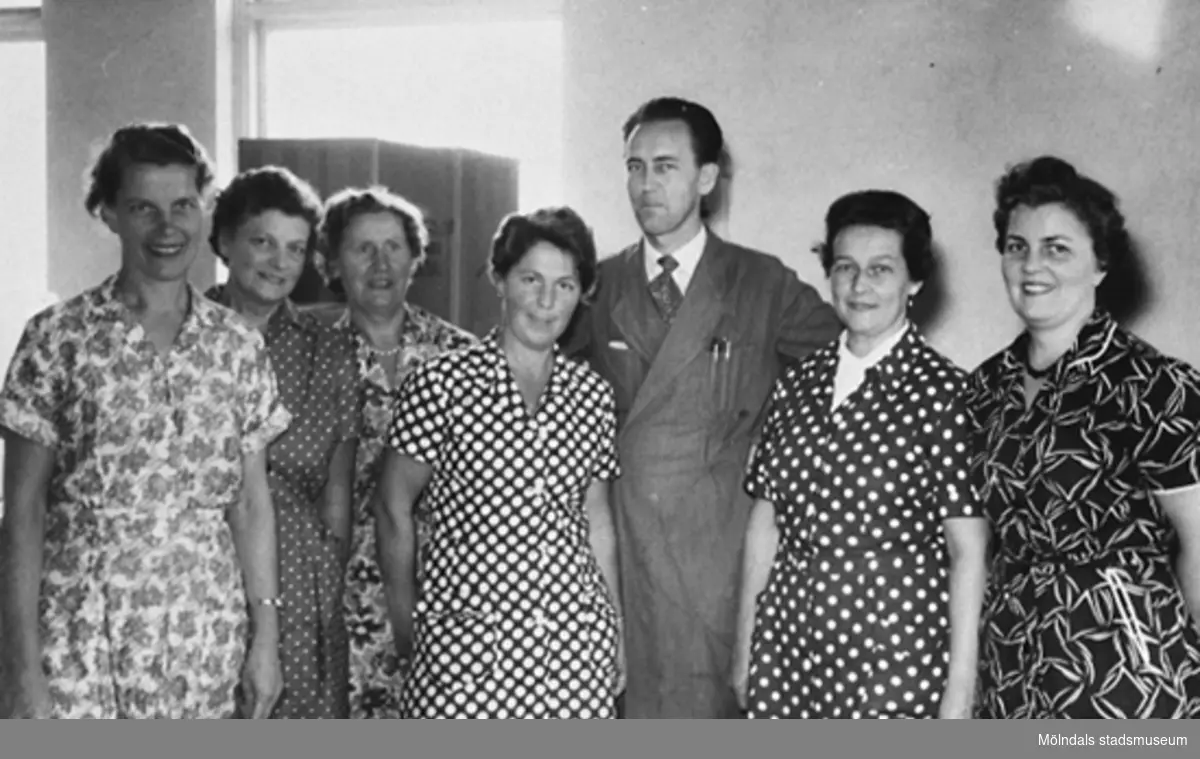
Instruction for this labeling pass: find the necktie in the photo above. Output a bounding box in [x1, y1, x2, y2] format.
[649, 255, 684, 321]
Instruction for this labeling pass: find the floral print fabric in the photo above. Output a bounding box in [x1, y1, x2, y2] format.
[330, 304, 477, 719]
[0, 275, 290, 719]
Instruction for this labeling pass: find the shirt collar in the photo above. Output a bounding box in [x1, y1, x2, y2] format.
[837, 321, 911, 373]
[644, 225, 708, 278]
[95, 273, 211, 349]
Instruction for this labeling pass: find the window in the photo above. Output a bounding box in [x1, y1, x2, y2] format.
[0, 3, 45, 509]
[253, 11, 564, 212]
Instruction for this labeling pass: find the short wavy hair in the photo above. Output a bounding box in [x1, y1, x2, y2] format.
[317, 186, 429, 284]
[208, 166, 322, 262]
[84, 122, 215, 216]
[992, 155, 1131, 273]
[490, 206, 598, 298]
[818, 189, 935, 283]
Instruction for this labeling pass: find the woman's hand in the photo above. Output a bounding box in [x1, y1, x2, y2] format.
[239, 639, 282, 719]
[4, 666, 51, 719]
[612, 624, 627, 697]
[937, 682, 975, 719]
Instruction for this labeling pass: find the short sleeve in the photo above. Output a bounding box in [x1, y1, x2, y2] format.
[0, 314, 66, 449]
[928, 393, 977, 520]
[743, 374, 789, 503]
[1136, 360, 1200, 493]
[591, 381, 620, 481]
[237, 336, 292, 455]
[388, 358, 451, 468]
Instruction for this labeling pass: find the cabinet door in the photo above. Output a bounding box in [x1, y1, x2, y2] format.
[459, 152, 519, 337]
[378, 144, 459, 325]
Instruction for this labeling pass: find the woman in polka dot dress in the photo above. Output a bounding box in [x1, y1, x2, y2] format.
[374, 207, 625, 719]
[207, 167, 359, 718]
[730, 190, 989, 719]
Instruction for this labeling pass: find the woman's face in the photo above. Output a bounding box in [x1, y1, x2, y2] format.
[335, 211, 416, 316]
[829, 225, 920, 351]
[497, 241, 582, 352]
[1000, 203, 1104, 333]
[103, 162, 205, 285]
[220, 209, 310, 307]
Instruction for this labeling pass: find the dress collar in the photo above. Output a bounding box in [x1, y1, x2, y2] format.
[999, 309, 1118, 388]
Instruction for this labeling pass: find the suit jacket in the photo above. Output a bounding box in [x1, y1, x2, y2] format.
[566, 230, 842, 718]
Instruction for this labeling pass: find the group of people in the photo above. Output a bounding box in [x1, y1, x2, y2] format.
[0, 94, 1198, 720]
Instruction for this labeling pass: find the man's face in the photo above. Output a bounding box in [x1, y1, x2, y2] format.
[624, 119, 717, 242]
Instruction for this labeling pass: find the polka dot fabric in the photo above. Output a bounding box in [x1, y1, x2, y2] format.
[743, 327, 976, 719]
[388, 330, 622, 719]
[208, 288, 359, 719]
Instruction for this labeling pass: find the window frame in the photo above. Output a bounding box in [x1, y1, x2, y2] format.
[0, 5, 42, 42]
[232, 0, 563, 139]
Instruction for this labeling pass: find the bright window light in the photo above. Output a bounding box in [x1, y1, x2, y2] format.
[0, 39, 48, 503]
[262, 20, 564, 212]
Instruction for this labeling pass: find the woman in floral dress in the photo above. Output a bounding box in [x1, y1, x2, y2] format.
[0, 123, 289, 719]
[967, 156, 1200, 718]
[206, 166, 359, 719]
[309, 186, 476, 718]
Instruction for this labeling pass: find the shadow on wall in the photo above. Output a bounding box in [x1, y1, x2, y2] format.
[703, 145, 735, 238]
[910, 241, 950, 335]
[1100, 231, 1153, 327]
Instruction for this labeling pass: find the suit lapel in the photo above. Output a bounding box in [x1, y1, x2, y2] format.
[625, 233, 736, 429]
[606, 244, 657, 364]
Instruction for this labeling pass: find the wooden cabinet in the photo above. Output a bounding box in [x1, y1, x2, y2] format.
[238, 138, 519, 337]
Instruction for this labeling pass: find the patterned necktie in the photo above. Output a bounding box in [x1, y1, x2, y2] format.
[649, 255, 684, 321]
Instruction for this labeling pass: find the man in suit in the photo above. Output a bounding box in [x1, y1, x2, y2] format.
[566, 96, 842, 718]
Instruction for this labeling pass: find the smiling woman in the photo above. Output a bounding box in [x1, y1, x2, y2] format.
[372, 205, 626, 719]
[731, 189, 989, 720]
[205, 165, 360, 719]
[967, 155, 1200, 718]
[0, 122, 290, 719]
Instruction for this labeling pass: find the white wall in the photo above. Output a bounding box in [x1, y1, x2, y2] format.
[43, 0, 228, 302]
[563, 0, 1200, 371]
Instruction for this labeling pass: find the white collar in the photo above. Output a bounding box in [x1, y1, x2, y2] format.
[643, 225, 708, 282]
[836, 321, 911, 371]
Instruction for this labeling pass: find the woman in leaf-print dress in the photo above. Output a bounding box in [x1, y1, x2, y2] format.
[308, 186, 476, 718]
[206, 166, 359, 719]
[0, 123, 289, 719]
[967, 156, 1200, 718]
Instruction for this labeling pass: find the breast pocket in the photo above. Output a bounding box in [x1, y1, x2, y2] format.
[599, 342, 645, 417]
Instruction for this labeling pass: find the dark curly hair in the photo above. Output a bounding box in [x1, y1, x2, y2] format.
[490, 206, 598, 298]
[992, 155, 1131, 273]
[818, 189, 935, 283]
[208, 166, 322, 262]
[317, 186, 429, 284]
[84, 122, 215, 216]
